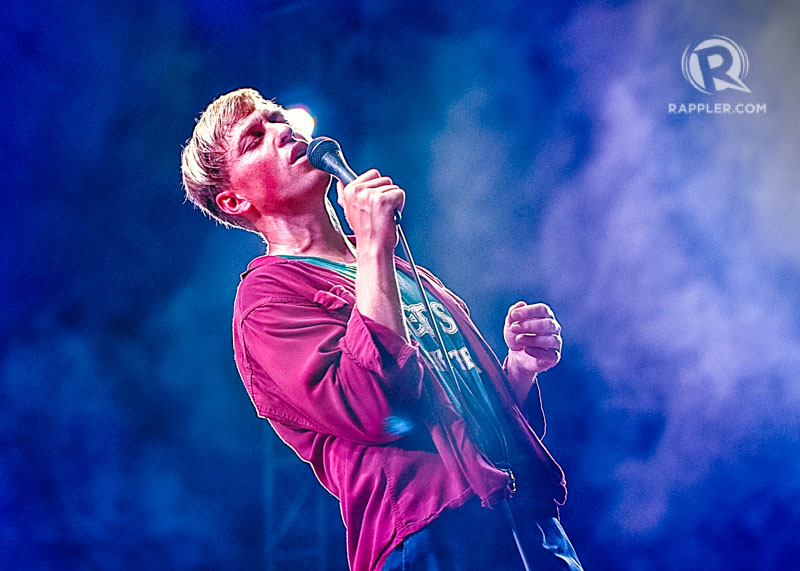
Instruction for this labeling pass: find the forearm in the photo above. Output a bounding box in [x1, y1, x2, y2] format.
[337, 169, 408, 341]
[503, 352, 538, 404]
[355, 246, 408, 341]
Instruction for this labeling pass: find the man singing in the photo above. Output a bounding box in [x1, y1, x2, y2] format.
[181, 88, 583, 570]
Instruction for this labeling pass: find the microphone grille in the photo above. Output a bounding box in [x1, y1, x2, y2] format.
[307, 137, 342, 170]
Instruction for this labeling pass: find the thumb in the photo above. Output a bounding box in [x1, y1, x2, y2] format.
[336, 181, 345, 207]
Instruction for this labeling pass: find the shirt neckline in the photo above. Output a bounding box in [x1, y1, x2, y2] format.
[277, 254, 357, 269]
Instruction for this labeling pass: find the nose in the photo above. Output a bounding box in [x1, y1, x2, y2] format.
[276, 123, 294, 146]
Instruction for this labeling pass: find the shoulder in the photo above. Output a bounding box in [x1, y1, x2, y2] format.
[395, 257, 446, 289]
[395, 258, 471, 316]
[235, 256, 315, 315]
[235, 255, 357, 317]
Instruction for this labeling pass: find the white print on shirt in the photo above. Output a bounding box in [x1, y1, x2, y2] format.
[404, 302, 435, 337]
[427, 348, 478, 373]
[403, 302, 477, 373]
[404, 302, 457, 338]
[430, 302, 457, 334]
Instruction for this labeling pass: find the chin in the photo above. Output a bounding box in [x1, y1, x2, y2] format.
[314, 171, 334, 190]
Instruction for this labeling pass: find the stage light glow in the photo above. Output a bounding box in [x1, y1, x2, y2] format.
[284, 106, 316, 139]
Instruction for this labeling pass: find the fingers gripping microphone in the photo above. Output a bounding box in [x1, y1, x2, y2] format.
[306, 136, 401, 222]
[306, 137, 357, 185]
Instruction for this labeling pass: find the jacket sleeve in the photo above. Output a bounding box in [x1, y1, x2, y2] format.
[234, 294, 425, 445]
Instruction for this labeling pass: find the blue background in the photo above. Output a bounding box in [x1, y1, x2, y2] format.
[2, 1, 799, 569]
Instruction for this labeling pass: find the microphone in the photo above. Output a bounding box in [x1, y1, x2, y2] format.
[306, 137, 358, 184]
[307, 136, 402, 223]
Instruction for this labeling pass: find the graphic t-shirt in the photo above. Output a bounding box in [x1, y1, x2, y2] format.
[279, 255, 515, 464]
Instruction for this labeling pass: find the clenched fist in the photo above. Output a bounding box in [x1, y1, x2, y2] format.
[503, 301, 562, 377]
[336, 169, 405, 254]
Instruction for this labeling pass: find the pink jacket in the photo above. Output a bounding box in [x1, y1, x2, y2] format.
[232, 254, 567, 570]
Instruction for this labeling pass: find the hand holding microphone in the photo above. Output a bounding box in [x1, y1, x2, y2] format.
[307, 137, 404, 251]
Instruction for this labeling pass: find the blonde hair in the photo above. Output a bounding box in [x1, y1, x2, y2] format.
[180, 88, 280, 231]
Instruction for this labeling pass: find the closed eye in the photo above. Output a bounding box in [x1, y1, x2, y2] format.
[237, 109, 287, 155]
[242, 128, 265, 153]
[268, 110, 287, 123]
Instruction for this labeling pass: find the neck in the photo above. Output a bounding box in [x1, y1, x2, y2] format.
[255, 202, 355, 263]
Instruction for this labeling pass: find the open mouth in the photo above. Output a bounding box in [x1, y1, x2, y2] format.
[291, 142, 308, 164]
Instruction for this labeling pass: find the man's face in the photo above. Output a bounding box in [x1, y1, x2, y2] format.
[226, 105, 329, 215]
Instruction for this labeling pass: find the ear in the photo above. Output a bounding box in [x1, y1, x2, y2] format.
[215, 190, 253, 218]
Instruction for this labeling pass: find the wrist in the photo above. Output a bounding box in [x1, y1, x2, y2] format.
[355, 243, 397, 270]
[505, 350, 538, 380]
